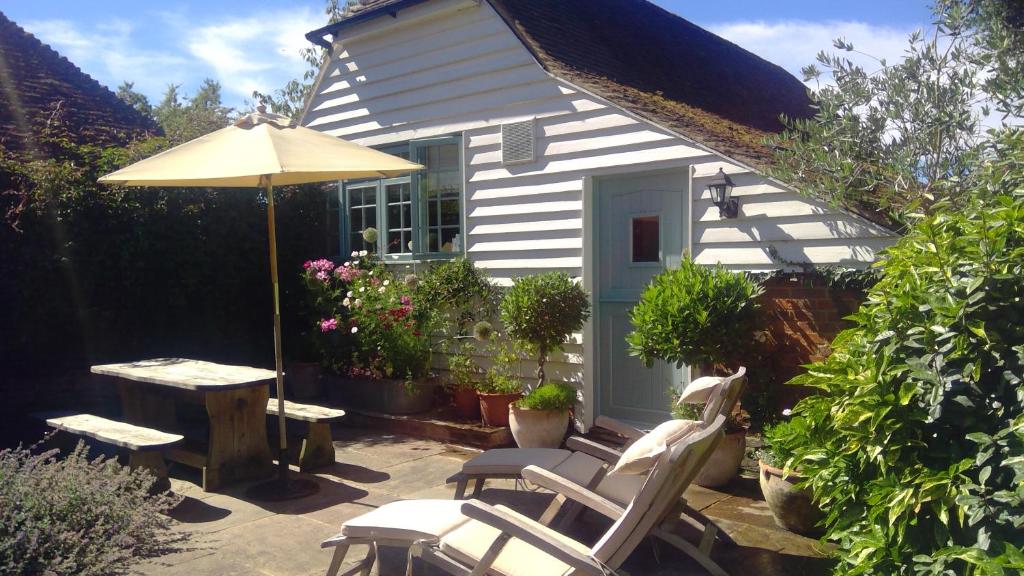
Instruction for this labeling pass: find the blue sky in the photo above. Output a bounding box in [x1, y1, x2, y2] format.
[4, 0, 934, 110]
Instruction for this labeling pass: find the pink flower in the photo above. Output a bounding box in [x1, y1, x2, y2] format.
[316, 270, 329, 282]
[334, 266, 364, 282]
[319, 318, 338, 332]
[303, 260, 313, 270]
[307, 259, 336, 273]
[400, 295, 412, 306]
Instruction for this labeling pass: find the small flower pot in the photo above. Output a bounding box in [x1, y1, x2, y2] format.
[450, 387, 481, 420]
[695, 430, 746, 488]
[327, 374, 438, 415]
[508, 405, 568, 448]
[285, 362, 322, 400]
[758, 460, 823, 535]
[477, 392, 522, 427]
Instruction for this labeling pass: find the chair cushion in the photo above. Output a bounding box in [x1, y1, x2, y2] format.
[461, 448, 572, 476]
[677, 376, 724, 405]
[609, 419, 699, 476]
[594, 472, 645, 505]
[342, 499, 469, 543]
[550, 451, 606, 488]
[439, 504, 590, 576]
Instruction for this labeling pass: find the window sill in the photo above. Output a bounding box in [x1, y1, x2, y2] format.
[379, 252, 465, 265]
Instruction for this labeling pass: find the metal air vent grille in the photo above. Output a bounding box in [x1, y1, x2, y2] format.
[501, 119, 534, 165]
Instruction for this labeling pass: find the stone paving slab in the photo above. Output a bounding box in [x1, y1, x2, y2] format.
[138, 426, 832, 576]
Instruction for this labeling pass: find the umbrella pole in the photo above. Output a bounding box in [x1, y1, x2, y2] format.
[247, 176, 318, 501]
[266, 177, 289, 485]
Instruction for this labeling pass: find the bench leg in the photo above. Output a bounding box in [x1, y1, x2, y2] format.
[130, 451, 171, 494]
[298, 422, 336, 473]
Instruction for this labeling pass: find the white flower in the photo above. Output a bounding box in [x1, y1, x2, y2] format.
[346, 291, 353, 298]
[354, 298, 362, 306]
[359, 250, 368, 257]
[351, 251, 358, 258]
[368, 270, 374, 276]
[781, 409, 792, 417]
[382, 280, 390, 286]
[378, 287, 386, 293]
[351, 326, 358, 334]
[343, 298, 351, 306]
[359, 287, 366, 293]
[343, 262, 350, 267]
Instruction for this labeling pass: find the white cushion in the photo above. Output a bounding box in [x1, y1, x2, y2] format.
[341, 499, 469, 542]
[550, 451, 606, 488]
[439, 504, 590, 576]
[677, 376, 724, 405]
[609, 419, 699, 476]
[461, 448, 572, 476]
[594, 473, 645, 505]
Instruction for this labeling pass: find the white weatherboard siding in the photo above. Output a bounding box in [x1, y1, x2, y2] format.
[302, 0, 895, 424]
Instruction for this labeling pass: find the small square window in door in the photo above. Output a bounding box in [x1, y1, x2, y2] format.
[632, 215, 660, 262]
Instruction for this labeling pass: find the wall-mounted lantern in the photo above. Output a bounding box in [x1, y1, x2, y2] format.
[707, 168, 738, 218]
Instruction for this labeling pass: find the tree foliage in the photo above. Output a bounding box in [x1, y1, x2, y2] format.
[627, 258, 762, 371]
[153, 79, 235, 145]
[767, 0, 1024, 228]
[780, 130, 1024, 575]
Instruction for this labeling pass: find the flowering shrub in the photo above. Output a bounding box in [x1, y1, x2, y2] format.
[301, 251, 433, 380]
[0, 441, 185, 575]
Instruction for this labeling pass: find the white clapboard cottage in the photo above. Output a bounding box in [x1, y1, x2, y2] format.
[300, 0, 895, 427]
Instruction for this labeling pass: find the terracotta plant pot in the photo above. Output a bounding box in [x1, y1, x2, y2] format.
[451, 387, 481, 420]
[285, 362, 322, 400]
[758, 460, 823, 535]
[327, 375, 438, 415]
[477, 392, 522, 427]
[695, 430, 746, 487]
[508, 405, 568, 448]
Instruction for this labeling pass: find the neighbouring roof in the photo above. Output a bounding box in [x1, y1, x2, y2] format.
[0, 11, 159, 153]
[309, 0, 813, 169]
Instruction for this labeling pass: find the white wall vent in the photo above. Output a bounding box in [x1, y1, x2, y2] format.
[501, 119, 534, 165]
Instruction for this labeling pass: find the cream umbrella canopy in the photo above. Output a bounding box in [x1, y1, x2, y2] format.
[100, 106, 422, 498]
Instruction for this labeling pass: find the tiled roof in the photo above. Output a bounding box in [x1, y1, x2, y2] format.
[315, 0, 812, 169]
[0, 11, 159, 153]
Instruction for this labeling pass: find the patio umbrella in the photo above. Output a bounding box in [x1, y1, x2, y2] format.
[99, 106, 422, 499]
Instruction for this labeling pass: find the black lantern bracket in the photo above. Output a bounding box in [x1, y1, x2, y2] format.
[707, 168, 739, 218]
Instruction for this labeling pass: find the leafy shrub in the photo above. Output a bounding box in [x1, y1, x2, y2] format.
[476, 345, 524, 395]
[500, 272, 590, 386]
[757, 417, 810, 469]
[627, 258, 763, 369]
[307, 251, 434, 380]
[445, 345, 480, 392]
[516, 382, 577, 411]
[0, 441, 184, 575]
[416, 258, 497, 335]
[781, 173, 1024, 574]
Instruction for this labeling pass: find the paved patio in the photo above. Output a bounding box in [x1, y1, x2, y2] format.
[140, 426, 833, 576]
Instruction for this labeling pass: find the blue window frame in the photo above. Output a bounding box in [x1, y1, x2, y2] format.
[339, 135, 462, 259]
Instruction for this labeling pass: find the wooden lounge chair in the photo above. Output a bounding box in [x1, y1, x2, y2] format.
[321, 415, 726, 576]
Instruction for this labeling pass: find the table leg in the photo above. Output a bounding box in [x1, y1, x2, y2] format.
[203, 386, 274, 491]
[118, 380, 177, 431]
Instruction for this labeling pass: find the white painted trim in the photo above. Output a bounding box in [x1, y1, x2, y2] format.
[686, 165, 695, 258]
[581, 174, 596, 432]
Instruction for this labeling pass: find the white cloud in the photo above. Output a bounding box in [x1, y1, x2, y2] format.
[21, 8, 325, 110]
[708, 20, 919, 85]
[22, 18, 189, 102]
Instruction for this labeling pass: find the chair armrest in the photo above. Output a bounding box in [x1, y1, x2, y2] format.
[594, 416, 646, 441]
[522, 465, 625, 520]
[566, 436, 622, 465]
[459, 500, 605, 576]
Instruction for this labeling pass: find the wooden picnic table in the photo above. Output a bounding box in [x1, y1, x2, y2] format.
[91, 358, 276, 491]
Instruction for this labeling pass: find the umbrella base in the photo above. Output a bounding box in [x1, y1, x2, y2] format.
[246, 477, 320, 502]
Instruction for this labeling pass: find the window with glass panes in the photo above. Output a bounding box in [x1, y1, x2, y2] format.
[339, 136, 462, 259]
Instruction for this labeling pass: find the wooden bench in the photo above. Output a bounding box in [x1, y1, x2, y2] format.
[42, 413, 183, 492]
[266, 399, 345, 472]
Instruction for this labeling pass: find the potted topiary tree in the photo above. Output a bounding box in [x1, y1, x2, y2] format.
[475, 343, 524, 427]
[757, 416, 823, 535]
[500, 272, 591, 447]
[627, 256, 762, 486]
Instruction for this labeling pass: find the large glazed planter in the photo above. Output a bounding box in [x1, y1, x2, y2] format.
[477, 392, 522, 427]
[450, 387, 481, 420]
[285, 362, 322, 400]
[695, 430, 746, 487]
[508, 406, 568, 448]
[327, 375, 438, 415]
[758, 460, 823, 535]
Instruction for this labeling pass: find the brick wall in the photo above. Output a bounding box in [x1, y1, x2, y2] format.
[749, 273, 865, 415]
